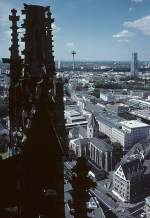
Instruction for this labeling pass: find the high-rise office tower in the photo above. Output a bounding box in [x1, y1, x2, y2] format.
[131, 52, 139, 77]
[58, 60, 61, 69]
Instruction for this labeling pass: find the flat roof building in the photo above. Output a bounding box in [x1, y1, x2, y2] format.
[120, 120, 150, 130]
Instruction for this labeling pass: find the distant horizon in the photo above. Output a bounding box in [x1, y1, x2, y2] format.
[55, 59, 150, 63]
[1, 58, 150, 63]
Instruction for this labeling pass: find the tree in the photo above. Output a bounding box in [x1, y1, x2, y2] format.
[92, 88, 100, 98]
[94, 80, 122, 89]
[112, 142, 123, 165]
[95, 80, 105, 88]
[0, 134, 9, 153]
[69, 156, 96, 218]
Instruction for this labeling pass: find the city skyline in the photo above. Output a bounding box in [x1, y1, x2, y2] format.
[1, 0, 150, 61]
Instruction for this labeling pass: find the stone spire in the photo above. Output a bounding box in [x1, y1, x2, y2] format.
[88, 113, 97, 128]
[45, 8, 55, 78]
[3, 8, 23, 152]
[87, 113, 99, 138]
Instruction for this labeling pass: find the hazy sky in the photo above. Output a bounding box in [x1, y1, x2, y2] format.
[1, 0, 150, 61]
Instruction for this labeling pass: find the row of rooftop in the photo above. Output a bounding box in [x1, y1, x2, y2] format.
[63, 69, 150, 218]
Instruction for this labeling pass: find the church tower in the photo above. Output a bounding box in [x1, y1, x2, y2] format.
[87, 113, 99, 138]
[1, 4, 66, 218]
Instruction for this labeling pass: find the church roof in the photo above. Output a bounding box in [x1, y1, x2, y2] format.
[69, 126, 87, 138]
[72, 138, 90, 147]
[90, 137, 113, 153]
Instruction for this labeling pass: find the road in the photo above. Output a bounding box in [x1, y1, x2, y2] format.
[91, 188, 117, 210]
[131, 208, 145, 217]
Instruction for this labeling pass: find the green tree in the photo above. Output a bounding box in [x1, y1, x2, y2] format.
[112, 142, 123, 165]
[70, 156, 96, 218]
[0, 134, 9, 153]
[92, 88, 100, 98]
[94, 80, 122, 89]
[95, 80, 105, 88]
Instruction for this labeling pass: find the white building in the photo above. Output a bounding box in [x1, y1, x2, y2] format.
[100, 91, 114, 103]
[97, 116, 150, 151]
[65, 110, 88, 128]
[97, 116, 113, 139]
[112, 155, 144, 202]
[121, 120, 150, 144]
[111, 120, 150, 151]
[111, 128, 131, 150]
[145, 196, 150, 218]
[112, 165, 131, 202]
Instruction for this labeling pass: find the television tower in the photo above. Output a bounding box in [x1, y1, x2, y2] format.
[72, 50, 76, 71]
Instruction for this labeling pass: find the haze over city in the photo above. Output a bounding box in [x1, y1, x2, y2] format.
[1, 0, 150, 61]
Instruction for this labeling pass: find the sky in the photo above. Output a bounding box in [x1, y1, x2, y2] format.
[1, 0, 150, 61]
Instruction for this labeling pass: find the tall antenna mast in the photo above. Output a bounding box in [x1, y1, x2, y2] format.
[72, 50, 76, 71]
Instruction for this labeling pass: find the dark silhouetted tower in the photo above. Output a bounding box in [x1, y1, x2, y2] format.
[1, 4, 67, 218]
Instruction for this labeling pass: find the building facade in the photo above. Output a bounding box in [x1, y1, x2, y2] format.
[112, 156, 144, 202]
[69, 138, 89, 157]
[89, 138, 113, 172]
[112, 165, 131, 202]
[145, 196, 150, 218]
[97, 118, 150, 151]
[120, 120, 150, 149]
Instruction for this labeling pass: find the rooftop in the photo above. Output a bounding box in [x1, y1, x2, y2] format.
[120, 120, 150, 129]
[96, 114, 121, 129]
[69, 116, 86, 121]
[130, 109, 150, 121]
[71, 138, 89, 146]
[65, 110, 81, 117]
[90, 137, 113, 152]
[145, 196, 150, 204]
